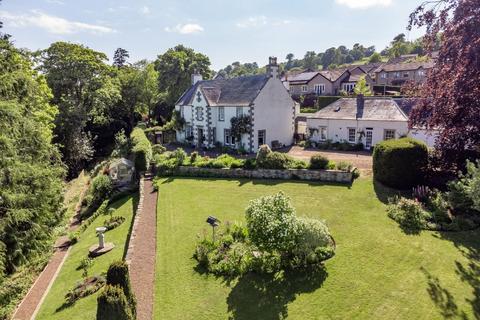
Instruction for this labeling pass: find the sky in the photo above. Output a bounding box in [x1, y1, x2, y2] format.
[0, 0, 425, 70]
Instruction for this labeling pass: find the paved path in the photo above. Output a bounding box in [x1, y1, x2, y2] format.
[128, 176, 158, 320]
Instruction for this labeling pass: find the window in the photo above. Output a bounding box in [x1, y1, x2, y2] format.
[314, 84, 325, 95]
[185, 125, 193, 139]
[319, 127, 327, 141]
[384, 129, 395, 140]
[301, 85, 308, 93]
[224, 129, 235, 146]
[394, 72, 401, 78]
[180, 106, 184, 118]
[236, 107, 243, 117]
[211, 127, 216, 143]
[403, 72, 409, 78]
[348, 128, 356, 143]
[381, 72, 387, 79]
[195, 107, 204, 121]
[218, 107, 225, 121]
[342, 83, 355, 92]
[418, 69, 425, 76]
[258, 130, 266, 146]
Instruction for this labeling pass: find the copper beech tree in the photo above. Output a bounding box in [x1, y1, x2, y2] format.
[407, 0, 480, 169]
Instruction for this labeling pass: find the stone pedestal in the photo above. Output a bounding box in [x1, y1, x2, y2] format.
[89, 242, 115, 257]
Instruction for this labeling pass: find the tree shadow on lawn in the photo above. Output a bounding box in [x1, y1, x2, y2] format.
[431, 230, 480, 319]
[372, 179, 407, 205]
[225, 267, 328, 320]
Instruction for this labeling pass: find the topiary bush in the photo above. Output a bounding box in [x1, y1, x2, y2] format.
[309, 154, 329, 169]
[96, 285, 133, 320]
[245, 192, 298, 252]
[373, 137, 428, 189]
[256, 144, 272, 167]
[130, 127, 152, 172]
[258, 152, 294, 170]
[106, 261, 136, 318]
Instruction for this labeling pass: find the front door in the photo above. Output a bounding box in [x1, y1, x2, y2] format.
[197, 127, 204, 148]
[365, 128, 373, 149]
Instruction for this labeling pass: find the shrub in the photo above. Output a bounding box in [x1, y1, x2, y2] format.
[373, 138, 428, 189]
[106, 261, 136, 317]
[104, 216, 126, 231]
[154, 148, 186, 175]
[79, 257, 94, 279]
[245, 192, 298, 252]
[327, 161, 336, 169]
[309, 154, 329, 170]
[256, 144, 272, 166]
[211, 154, 244, 169]
[130, 128, 152, 172]
[387, 197, 431, 232]
[90, 175, 113, 204]
[96, 285, 133, 320]
[336, 161, 353, 172]
[68, 231, 80, 245]
[257, 152, 294, 169]
[243, 158, 257, 170]
[189, 151, 199, 164]
[291, 159, 308, 169]
[152, 144, 166, 156]
[447, 160, 480, 213]
[65, 274, 105, 304]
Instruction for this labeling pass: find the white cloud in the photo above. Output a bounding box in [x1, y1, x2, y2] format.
[0, 10, 116, 34]
[335, 0, 393, 9]
[140, 6, 150, 15]
[45, 0, 65, 5]
[164, 23, 204, 34]
[236, 16, 291, 28]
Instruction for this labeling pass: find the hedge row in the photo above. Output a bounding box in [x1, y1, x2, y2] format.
[130, 128, 152, 172]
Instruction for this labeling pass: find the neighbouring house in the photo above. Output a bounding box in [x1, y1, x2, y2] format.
[175, 57, 295, 152]
[108, 158, 135, 186]
[373, 60, 434, 87]
[305, 95, 437, 149]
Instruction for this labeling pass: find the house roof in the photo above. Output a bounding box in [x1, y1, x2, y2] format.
[374, 61, 434, 73]
[319, 68, 349, 82]
[285, 71, 320, 84]
[308, 97, 408, 121]
[176, 74, 269, 107]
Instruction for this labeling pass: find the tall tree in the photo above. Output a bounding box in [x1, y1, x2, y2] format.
[354, 76, 372, 96]
[113, 47, 130, 68]
[408, 0, 480, 169]
[39, 42, 121, 176]
[154, 45, 211, 109]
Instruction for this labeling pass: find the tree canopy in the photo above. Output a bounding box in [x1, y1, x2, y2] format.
[408, 0, 480, 169]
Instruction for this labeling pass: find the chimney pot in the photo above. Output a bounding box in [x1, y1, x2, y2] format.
[191, 70, 202, 85]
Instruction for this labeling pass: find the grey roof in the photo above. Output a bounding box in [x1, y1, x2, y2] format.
[319, 68, 349, 82]
[176, 74, 269, 107]
[308, 98, 408, 121]
[286, 71, 320, 84]
[374, 61, 434, 73]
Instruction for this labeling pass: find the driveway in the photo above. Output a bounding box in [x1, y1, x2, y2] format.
[284, 145, 373, 170]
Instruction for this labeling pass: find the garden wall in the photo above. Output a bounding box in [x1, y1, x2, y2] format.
[173, 166, 354, 183]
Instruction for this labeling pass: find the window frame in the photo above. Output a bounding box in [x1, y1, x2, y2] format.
[314, 84, 325, 95]
[195, 107, 204, 121]
[348, 128, 356, 143]
[319, 127, 327, 141]
[218, 106, 225, 121]
[258, 130, 266, 146]
[301, 85, 308, 93]
[384, 129, 396, 140]
[236, 107, 243, 117]
[224, 128, 236, 146]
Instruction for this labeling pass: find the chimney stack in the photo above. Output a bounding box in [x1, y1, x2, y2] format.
[356, 94, 364, 119]
[266, 56, 279, 79]
[191, 70, 202, 85]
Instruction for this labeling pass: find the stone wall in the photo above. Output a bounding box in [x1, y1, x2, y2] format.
[125, 176, 144, 265]
[174, 166, 354, 183]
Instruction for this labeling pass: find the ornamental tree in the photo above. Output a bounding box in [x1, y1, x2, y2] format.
[407, 0, 480, 169]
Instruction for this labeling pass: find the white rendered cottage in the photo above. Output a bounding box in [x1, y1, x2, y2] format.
[174, 57, 295, 152]
[306, 96, 438, 149]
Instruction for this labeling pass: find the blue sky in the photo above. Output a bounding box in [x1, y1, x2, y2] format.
[0, 0, 425, 69]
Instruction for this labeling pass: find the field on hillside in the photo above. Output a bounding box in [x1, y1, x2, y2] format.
[154, 177, 480, 320]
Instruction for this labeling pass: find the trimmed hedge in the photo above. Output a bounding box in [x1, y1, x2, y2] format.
[106, 261, 136, 318]
[373, 137, 428, 189]
[309, 154, 329, 169]
[130, 128, 152, 172]
[96, 285, 133, 320]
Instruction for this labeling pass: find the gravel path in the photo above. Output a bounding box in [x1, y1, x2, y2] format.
[128, 176, 157, 320]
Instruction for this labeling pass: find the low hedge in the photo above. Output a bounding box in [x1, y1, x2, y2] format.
[373, 137, 428, 189]
[130, 128, 152, 172]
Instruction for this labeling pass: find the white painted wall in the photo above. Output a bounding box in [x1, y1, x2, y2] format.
[409, 128, 438, 148]
[252, 77, 295, 150]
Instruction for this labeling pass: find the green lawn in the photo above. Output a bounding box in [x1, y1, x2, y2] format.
[154, 177, 480, 320]
[36, 195, 137, 320]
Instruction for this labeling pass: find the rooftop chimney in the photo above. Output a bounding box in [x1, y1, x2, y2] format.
[266, 56, 279, 79]
[191, 70, 202, 85]
[356, 94, 364, 119]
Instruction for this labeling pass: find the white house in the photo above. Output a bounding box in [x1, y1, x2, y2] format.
[306, 96, 438, 149]
[174, 57, 295, 152]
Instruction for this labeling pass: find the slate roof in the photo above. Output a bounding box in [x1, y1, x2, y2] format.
[374, 61, 434, 73]
[176, 74, 269, 107]
[308, 98, 408, 121]
[319, 68, 349, 82]
[286, 71, 320, 84]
